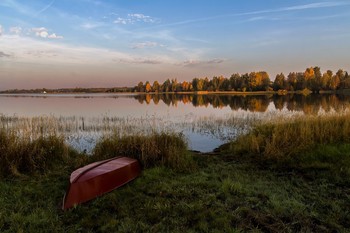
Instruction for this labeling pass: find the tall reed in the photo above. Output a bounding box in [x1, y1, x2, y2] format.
[93, 131, 195, 171]
[0, 128, 69, 178]
[230, 113, 350, 160]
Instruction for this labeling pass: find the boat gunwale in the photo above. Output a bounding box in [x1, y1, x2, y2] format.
[71, 156, 122, 183]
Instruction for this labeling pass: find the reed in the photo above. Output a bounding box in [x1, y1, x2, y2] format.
[0, 128, 69, 178]
[93, 131, 196, 171]
[229, 113, 350, 160]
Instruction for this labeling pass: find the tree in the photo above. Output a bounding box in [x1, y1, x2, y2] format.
[329, 75, 340, 90]
[170, 79, 178, 92]
[273, 73, 286, 91]
[287, 72, 297, 91]
[152, 81, 160, 92]
[144, 81, 152, 93]
[229, 73, 241, 90]
[312, 66, 322, 92]
[136, 81, 144, 92]
[182, 81, 190, 92]
[162, 79, 171, 92]
[321, 72, 331, 90]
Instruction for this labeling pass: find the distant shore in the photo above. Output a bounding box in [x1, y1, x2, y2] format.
[1, 88, 349, 95]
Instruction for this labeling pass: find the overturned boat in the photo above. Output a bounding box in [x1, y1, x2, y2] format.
[63, 156, 141, 210]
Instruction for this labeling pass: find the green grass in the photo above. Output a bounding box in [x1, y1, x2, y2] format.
[0, 152, 349, 232]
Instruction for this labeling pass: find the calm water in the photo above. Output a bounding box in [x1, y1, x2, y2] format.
[1, 93, 349, 152]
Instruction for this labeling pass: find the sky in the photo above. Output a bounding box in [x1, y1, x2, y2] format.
[0, 0, 350, 90]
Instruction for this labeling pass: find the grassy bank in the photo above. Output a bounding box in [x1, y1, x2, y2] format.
[0, 114, 350, 232]
[225, 113, 350, 180]
[1, 150, 349, 232]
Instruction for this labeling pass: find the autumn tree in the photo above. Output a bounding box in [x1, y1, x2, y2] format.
[287, 72, 297, 91]
[162, 79, 171, 92]
[145, 81, 152, 93]
[152, 81, 160, 92]
[136, 81, 144, 92]
[273, 73, 286, 91]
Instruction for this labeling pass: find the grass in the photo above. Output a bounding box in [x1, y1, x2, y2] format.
[93, 131, 196, 171]
[0, 129, 70, 178]
[0, 114, 350, 232]
[0, 152, 349, 232]
[228, 113, 350, 160]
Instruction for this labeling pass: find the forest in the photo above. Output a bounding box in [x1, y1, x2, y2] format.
[135, 67, 350, 93]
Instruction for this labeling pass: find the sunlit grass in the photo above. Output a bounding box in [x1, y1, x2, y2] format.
[229, 112, 350, 160]
[93, 131, 196, 171]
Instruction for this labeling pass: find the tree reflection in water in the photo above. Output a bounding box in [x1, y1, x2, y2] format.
[135, 94, 350, 115]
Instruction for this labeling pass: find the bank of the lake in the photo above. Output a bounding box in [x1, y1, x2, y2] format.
[1, 146, 349, 232]
[1, 114, 350, 232]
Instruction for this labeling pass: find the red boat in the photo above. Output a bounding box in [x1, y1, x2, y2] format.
[63, 156, 141, 210]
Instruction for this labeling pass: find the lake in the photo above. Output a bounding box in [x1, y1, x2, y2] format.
[1, 93, 349, 152]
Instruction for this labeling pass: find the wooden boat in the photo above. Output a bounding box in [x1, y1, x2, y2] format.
[63, 156, 141, 210]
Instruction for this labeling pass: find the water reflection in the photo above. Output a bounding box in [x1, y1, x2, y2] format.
[134, 94, 350, 114]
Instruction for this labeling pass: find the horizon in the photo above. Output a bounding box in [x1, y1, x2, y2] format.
[1, 0, 350, 90]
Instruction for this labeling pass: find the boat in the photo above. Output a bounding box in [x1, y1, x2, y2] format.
[63, 156, 141, 210]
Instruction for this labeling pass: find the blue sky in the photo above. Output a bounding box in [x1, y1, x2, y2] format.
[0, 0, 350, 89]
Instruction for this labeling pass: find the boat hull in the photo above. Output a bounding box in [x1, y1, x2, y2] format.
[63, 157, 141, 210]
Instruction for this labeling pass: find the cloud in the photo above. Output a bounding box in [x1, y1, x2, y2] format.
[36, 0, 55, 16]
[132, 41, 163, 49]
[31, 27, 63, 39]
[48, 33, 63, 39]
[282, 2, 348, 11]
[31, 27, 49, 38]
[0, 25, 3, 36]
[114, 17, 131, 25]
[10, 26, 22, 35]
[0, 35, 176, 66]
[114, 13, 159, 25]
[118, 57, 163, 65]
[81, 22, 102, 29]
[0, 51, 11, 58]
[160, 1, 350, 27]
[128, 14, 157, 23]
[182, 59, 225, 67]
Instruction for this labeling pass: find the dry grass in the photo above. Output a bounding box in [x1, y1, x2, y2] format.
[0, 129, 69, 178]
[93, 131, 196, 171]
[230, 113, 350, 160]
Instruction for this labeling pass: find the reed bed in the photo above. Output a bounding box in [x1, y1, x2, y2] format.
[93, 131, 196, 171]
[0, 129, 69, 178]
[230, 112, 350, 160]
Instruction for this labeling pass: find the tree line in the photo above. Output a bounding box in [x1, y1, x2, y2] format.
[134, 67, 350, 93]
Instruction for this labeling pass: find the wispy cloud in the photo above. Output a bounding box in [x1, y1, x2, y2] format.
[35, 0, 55, 16]
[131, 41, 164, 49]
[159, 1, 350, 27]
[0, 35, 176, 66]
[0, 51, 11, 58]
[182, 58, 225, 67]
[114, 13, 159, 25]
[9, 26, 22, 35]
[0, 25, 3, 36]
[118, 57, 163, 64]
[0, 0, 33, 16]
[81, 22, 105, 30]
